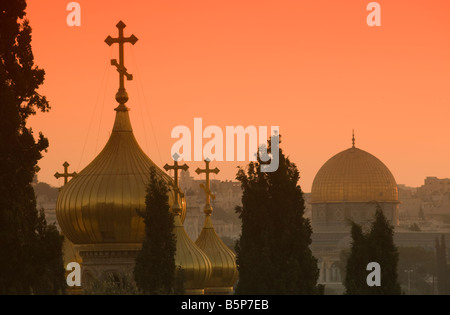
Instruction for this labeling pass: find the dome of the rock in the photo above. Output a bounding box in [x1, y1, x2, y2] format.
[311, 147, 398, 204]
[310, 141, 399, 232]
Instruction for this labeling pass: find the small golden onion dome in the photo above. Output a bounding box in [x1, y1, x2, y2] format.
[195, 213, 238, 294]
[172, 202, 212, 294]
[311, 146, 398, 204]
[56, 105, 186, 245]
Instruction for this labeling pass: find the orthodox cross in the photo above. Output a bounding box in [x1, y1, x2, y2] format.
[195, 159, 220, 215]
[164, 153, 189, 213]
[105, 21, 138, 105]
[54, 161, 77, 185]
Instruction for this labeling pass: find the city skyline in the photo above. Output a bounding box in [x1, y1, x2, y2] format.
[26, 1, 450, 191]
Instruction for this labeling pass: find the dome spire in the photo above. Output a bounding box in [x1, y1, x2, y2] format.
[352, 129, 355, 148]
[105, 21, 138, 110]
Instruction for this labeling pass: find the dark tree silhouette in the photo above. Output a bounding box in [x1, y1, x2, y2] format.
[235, 136, 321, 294]
[0, 0, 65, 294]
[345, 205, 401, 295]
[134, 167, 179, 294]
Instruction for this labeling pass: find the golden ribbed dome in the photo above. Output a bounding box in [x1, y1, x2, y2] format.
[195, 215, 238, 293]
[173, 213, 212, 293]
[56, 105, 186, 245]
[311, 147, 398, 204]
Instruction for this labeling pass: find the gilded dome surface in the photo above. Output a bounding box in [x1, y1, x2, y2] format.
[173, 214, 212, 292]
[56, 106, 186, 245]
[195, 216, 238, 292]
[311, 147, 398, 204]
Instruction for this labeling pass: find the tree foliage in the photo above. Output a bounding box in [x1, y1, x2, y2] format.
[0, 0, 65, 294]
[134, 167, 179, 294]
[83, 273, 140, 295]
[344, 205, 401, 295]
[235, 136, 320, 294]
[344, 223, 368, 294]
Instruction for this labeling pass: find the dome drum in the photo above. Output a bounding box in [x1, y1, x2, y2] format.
[312, 202, 398, 232]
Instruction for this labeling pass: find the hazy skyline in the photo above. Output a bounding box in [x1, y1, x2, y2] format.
[27, 1, 450, 191]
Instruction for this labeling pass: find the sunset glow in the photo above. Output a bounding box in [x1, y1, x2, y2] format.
[26, 1, 450, 191]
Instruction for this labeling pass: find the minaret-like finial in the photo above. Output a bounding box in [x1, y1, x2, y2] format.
[195, 159, 220, 215]
[352, 129, 355, 148]
[105, 21, 138, 109]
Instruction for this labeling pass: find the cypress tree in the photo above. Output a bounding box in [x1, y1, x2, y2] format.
[367, 206, 401, 294]
[344, 222, 369, 294]
[344, 205, 401, 295]
[0, 0, 65, 294]
[134, 167, 177, 294]
[235, 136, 320, 294]
[31, 210, 66, 294]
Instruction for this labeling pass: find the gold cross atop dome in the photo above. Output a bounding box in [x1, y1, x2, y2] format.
[195, 159, 220, 215]
[105, 21, 138, 108]
[164, 153, 189, 215]
[54, 161, 77, 185]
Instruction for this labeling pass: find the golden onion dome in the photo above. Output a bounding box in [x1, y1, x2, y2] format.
[56, 104, 186, 245]
[311, 146, 398, 204]
[172, 203, 212, 294]
[195, 214, 238, 294]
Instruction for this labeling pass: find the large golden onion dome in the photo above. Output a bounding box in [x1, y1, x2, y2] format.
[56, 104, 186, 245]
[311, 146, 398, 204]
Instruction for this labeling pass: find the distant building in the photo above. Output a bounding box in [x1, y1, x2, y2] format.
[417, 177, 450, 221]
[417, 177, 450, 197]
[397, 184, 421, 223]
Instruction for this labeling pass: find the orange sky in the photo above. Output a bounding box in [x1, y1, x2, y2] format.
[26, 1, 450, 192]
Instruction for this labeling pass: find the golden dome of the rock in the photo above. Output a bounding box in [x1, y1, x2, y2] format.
[311, 146, 398, 204]
[56, 105, 186, 245]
